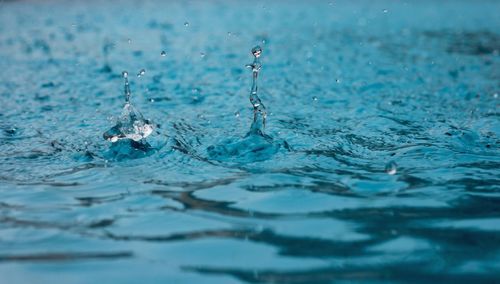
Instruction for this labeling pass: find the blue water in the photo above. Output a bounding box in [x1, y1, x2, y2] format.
[0, 0, 499, 283]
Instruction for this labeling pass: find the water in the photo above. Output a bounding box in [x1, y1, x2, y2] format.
[0, 0, 499, 283]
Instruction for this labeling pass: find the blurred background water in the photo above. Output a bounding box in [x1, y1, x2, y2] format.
[0, 0, 499, 283]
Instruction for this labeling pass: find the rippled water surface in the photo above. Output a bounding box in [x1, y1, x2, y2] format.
[0, 0, 499, 283]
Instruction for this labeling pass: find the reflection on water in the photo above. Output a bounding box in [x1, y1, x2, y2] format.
[0, 0, 499, 283]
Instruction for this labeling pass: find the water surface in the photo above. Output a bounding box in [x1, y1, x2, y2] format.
[0, 0, 499, 283]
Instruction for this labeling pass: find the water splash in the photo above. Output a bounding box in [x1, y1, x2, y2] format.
[103, 71, 154, 143]
[206, 46, 290, 163]
[246, 45, 267, 134]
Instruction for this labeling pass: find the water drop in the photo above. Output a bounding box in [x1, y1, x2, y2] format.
[127, 38, 132, 44]
[227, 32, 232, 37]
[252, 46, 262, 58]
[184, 22, 189, 27]
[494, 93, 498, 98]
[160, 50, 167, 57]
[122, 71, 128, 78]
[312, 96, 318, 101]
[385, 161, 397, 175]
[234, 111, 240, 118]
[336, 78, 341, 83]
[137, 69, 146, 77]
[200, 52, 206, 58]
[383, 9, 388, 13]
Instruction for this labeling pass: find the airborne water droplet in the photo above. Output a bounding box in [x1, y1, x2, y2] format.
[383, 9, 388, 13]
[252, 46, 262, 58]
[385, 161, 397, 175]
[200, 52, 206, 58]
[312, 96, 318, 101]
[122, 71, 128, 78]
[160, 51, 167, 57]
[137, 69, 146, 77]
[184, 22, 189, 27]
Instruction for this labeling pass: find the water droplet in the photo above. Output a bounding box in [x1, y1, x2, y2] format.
[494, 93, 498, 98]
[137, 69, 146, 77]
[200, 52, 206, 58]
[383, 9, 388, 13]
[251, 46, 262, 58]
[234, 111, 240, 118]
[336, 78, 341, 83]
[149, 98, 155, 102]
[385, 161, 397, 175]
[127, 38, 132, 44]
[122, 71, 128, 78]
[160, 51, 167, 57]
[312, 96, 318, 101]
[184, 22, 189, 27]
[227, 32, 232, 37]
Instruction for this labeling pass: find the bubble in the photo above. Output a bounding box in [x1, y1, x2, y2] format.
[494, 93, 498, 98]
[383, 9, 388, 13]
[200, 52, 206, 58]
[184, 22, 189, 27]
[336, 78, 341, 83]
[160, 51, 167, 57]
[122, 71, 128, 78]
[385, 161, 397, 175]
[127, 38, 132, 44]
[251, 46, 262, 58]
[137, 69, 146, 77]
[234, 111, 240, 118]
[312, 96, 318, 101]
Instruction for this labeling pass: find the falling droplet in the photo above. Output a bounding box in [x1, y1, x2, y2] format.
[385, 161, 397, 175]
[227, 32, 232, 37]
[160, 51, 167, 57]
[200, 52, 206, 58]
[137, 69, 146, 77]
[312, 96, 318, 101]
[252, 46, 262, 58]
[122, 71, 128, 78]
[127, 38, 132, 44]
[336, 78, 341, 83]
[383, 9, 388, 13]
[184, 22, 189, 27]
[234, 111, 240, 118]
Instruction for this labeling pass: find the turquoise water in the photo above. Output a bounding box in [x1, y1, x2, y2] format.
[0, 0, 499, 283]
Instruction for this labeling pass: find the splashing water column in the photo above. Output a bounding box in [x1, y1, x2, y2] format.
[102, 71, 154, 143]
[247, 46, 267, 134]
